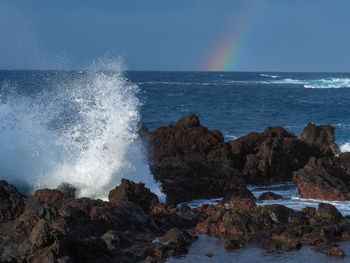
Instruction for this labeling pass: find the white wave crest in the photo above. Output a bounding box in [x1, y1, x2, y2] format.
[260, 73, 280, 79]
[0, 60, 163, 200]
[264, 77, 350, 89]
[340, 143, 350, 153]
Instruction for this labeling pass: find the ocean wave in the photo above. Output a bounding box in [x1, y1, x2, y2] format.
[0, 59, 163, 200]
[260, 73, 280, 79]
[266, 77, 350, 89]
[340, 142, 350, 152]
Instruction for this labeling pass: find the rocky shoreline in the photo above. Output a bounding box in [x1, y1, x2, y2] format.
[1, 114, 350, 262]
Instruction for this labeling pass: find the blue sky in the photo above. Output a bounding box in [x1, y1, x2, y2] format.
[1, 0, 350, 71]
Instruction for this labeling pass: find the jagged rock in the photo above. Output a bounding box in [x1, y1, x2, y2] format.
[223, 184, 257, 210]
[293, 157, 350, 201]
[0, 180, 26, 223]
[258, 192, 283, 200]
[148, 114, 244, 204]
[57, 183, 76, 199]
[340, 152, 350, 175]
[228, 126, 327, 185]
[300, 123, 340, 154]
[108, 179, 159, 212]
[0, 180, 198, 263]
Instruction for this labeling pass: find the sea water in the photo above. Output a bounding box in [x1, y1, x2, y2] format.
[1, 70, 350, 262]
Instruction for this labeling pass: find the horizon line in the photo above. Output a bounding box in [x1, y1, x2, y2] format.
[1, 69, 350, 74]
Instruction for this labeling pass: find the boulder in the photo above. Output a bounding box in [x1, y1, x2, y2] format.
[293, 157, 350, 201]
[108, 179, 159, 213]
[258, 192, 283, 200]
[223, 184, 257, 210]
[300, 123, 340, 154]
[148, 114, 244, 204]
[224, 239, 245, 250]
[315, 203, 342, 223]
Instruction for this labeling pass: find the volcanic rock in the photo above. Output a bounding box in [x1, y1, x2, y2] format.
[228, 125, 328, 185]
[108, 179, 159, 212]
[312, 243, 345, 258]
[0, 180, 26, 223]
[340, 152, 350, 175]
[223, 184, 257, 210]
[148, 114, 244, 204]
[0, 180, 198, 263]
[300, 123, 340, 154]
[258, 192, 283, 200]
[293, 157, 350, 201]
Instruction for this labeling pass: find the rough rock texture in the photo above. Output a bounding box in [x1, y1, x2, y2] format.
[258, 192, 283, 200]
[340, 152, 350, 175]
[0, 180, 26, 223]
[293, 157, 350, 201]
[227, 125, 333, 185]
[147, 115, 341, 203]
[0, 180, 199, 263]
[312, 243, 345, 258]
[195, 203, 350, 256]
[300, 122, 340, 154]
[108, 179, 159, 212]
[148, 114, 244, 204]
[223, 184, 257, 210]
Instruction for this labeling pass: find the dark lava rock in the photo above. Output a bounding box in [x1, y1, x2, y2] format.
[300, 123, 340, 154]
[312, 243, 345, 258]
[228, 125, 331, 185]
[224, 238, 245, 250]
[108, 179, 159, 212]
[315, 203, 342, 223]
[223, 184, 257, 210]
[293, 157, 350, 201]
[148, 114, 244, 204]
[195, 202, 350, 257]
[258, 192, 283, 200]
[0, 180, 26, 223]
[340, 152, 350, 175]
[0, 180, 198, 263]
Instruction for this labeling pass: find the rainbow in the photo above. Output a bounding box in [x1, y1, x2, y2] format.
[202, 5, 265, 71]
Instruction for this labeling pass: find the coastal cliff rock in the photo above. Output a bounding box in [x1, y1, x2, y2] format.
[293, 157, 350, 201]
[148, 114, 244, 204]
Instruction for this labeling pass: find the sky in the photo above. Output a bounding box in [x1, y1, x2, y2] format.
[0, 0, 350, 72]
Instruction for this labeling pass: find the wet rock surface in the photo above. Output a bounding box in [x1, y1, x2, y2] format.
[258, 192, 283, 200]
[195, 202, 350, 257]
[293, 157, 350, 201]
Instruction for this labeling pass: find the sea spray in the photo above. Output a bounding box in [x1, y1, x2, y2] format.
[0, 61, 163, 200]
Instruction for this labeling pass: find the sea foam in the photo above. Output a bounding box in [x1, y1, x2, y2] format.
[0, 60, 163, 200]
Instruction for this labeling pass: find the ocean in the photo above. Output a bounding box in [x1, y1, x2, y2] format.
[1, 70, 350, 262]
